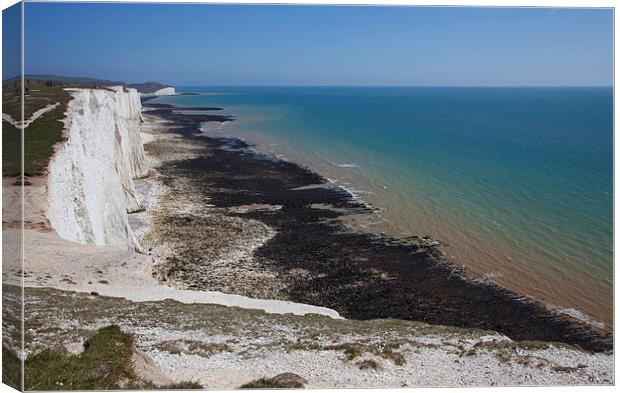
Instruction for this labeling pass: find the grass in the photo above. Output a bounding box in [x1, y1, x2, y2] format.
[462, 338, 573, 360]
[285, 339, 407, 366]
[453, 338, 583, 370]
[22, 101, 68, 176]
[553, 365, 581, 373]
[156, 381, 203, 389]
[24, 325, 135, 390]
[4, 325, 202, 391]
[3, 80, 72, 119]
[241, 378, 289, 389]
[356, 359, 382, 370]
[381, 343, 406, 366]
[2, 346, 22, 390]
[240, 374, 306, 389]
[2, 81, 72, 176]
[155, 339, 231, 357]
[325, 343, 366, 361]
[2, 121, 22, 177]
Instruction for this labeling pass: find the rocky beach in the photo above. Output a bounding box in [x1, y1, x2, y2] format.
[139, 97, 612, 351]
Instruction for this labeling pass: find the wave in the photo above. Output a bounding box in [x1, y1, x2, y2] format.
[325, 159, 361, 169]
[549, 306, 606, 330]
[199, 120, 229, 136]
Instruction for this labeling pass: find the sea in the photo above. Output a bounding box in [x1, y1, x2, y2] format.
[150, 86, 613, 327]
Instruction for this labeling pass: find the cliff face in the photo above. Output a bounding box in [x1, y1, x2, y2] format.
[149, 87, 176, 96]
[47, 86, 147, 251]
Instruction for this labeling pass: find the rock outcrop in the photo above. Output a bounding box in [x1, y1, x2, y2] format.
[47, 86, 147, 250]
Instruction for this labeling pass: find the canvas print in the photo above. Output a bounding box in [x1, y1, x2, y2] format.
[1, 2, 614, 390]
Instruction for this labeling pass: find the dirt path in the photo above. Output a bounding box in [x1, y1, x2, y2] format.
[2, 102, 60, 129]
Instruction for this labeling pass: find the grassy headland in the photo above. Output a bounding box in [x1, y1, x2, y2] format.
[2, 81, 72, 176]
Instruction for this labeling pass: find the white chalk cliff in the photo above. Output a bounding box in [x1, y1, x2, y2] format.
[144, 87, 175, 96]
[47, 86, 147, 251]
[30, 85, 344, 318]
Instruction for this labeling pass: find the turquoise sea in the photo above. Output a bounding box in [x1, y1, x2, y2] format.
[152, 86, 613, 326]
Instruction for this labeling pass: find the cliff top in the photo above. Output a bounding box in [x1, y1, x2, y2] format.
[1, 82, 141, 177]
[3, 75, 173, 93]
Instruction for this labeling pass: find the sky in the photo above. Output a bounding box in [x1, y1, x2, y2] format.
[3, 2, 21, 81]
[13, 3, 615, 86]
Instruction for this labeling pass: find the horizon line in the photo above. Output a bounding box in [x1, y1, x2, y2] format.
[173, 84, 613, 88]
[4, 75, 612, 89]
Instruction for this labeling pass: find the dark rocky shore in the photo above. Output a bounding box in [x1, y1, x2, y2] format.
[142, 100, 612, 353]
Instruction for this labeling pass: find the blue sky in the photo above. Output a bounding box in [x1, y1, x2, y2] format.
[3, 2, 21, 80]
[18, 4, 614, 86]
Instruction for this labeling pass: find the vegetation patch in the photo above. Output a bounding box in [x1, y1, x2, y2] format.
[241, 373, 307, 389]
[452, 339, 581, 370]
[4, 325, 201, 390]
[2, 346, 22, 390]
[381, 342, 406, 366]
[22, 325, 135, 390]
[1, 80, 127, 177]
[553, 365, 581, 373]
[325, 343, 367, 361]
[356, 359, 382, 371]
[2, 81, 73, 176]
[2, 121, 22, 177]
[285, 340, 408, 366]
[155, 339, 231, 357]
[461, 339, 576, 359]
[155, 380, 203, 389]
[286, 342, 322, 352]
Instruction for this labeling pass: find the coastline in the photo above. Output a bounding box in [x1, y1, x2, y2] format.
[139, 98, 612, 352]
[190, 109, 613, 329]
[5, 87, 341, 319]
[4, 85, 613, 388]
[5, 3, 613, 388]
